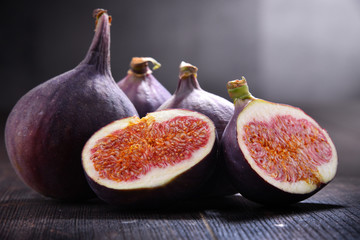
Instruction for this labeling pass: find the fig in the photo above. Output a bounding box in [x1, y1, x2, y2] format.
[82, 109, 217, 207]
[157, 61, 236, 197]
[4, 9, 138, 201]
[117, 57, 171, 117]
[157, 61, 234, 139]
[221, 78, 338, 205]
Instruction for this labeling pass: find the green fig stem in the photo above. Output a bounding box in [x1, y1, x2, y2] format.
[227, 77, 254, 102]
[129, 57, 161, 76]
[179, 61, 198, 79]
[175, 61, 201, 93]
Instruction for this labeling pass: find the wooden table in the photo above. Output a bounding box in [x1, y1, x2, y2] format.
[1, 102, 360, 240]
[1, 156, 359, 240]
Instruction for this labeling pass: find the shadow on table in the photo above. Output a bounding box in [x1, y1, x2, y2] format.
[0, 192, 344, 221]
[193, 195, 345, 222]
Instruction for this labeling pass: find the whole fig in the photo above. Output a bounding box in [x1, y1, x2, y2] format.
[157, 61, 237, 197]
[117, 57, 171, 117]
[4, 9, 138, 201]
[157, 61, 234, 139]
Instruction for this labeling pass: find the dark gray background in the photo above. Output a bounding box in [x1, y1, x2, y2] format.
[1, 0, 359, 176]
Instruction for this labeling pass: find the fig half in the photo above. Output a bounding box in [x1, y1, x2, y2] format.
[82, 109, 217, 207]
[221, 78, 338, 205]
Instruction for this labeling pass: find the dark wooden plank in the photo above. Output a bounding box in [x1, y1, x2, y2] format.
[0, 159, 214, 240]
[1, 155, 360, 240]
[200, 178, 360, 240]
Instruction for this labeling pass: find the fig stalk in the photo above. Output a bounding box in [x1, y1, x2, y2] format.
[226, 77, 254, 102]
[118, 57, 171, 117]
[179, 61, 198, 79]
[82, 9, 112, 75]
[129, 57, 161, 75]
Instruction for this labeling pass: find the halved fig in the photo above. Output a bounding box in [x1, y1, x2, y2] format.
[82, 109, 217, 207]
[221, 78, 338, 205]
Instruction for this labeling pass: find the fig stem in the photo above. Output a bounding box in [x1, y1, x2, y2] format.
[129, 57, 161, 76]
[81, 9, 112, 75]
[179, 61, 198, 79]
[93, 9, 112, 30]
[227, 77, 254, 102]
[175, 61, 201, 92]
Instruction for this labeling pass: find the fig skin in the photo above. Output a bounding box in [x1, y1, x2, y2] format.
[82, 110, 218, 208]
[221, 78, 337, 205]
[4, 10, 138, 201]
[117, 57, 171, 118]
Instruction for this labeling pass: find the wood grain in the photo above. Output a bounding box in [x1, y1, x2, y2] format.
[1, 157, 360, 240]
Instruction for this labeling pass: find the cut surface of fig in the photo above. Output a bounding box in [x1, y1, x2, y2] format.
[222, 78, 338, 204]
[82, 109, 217, 205]
[237, 100, 337, 194]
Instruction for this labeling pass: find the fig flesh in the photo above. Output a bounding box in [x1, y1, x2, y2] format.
[82, 109, 217, 207]
[221, 78, 338, 205]
[4, 9, 138, 201]
[117, 57, 171, 117]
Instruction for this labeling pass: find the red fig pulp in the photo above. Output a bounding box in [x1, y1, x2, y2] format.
[117, 57, 171, 117]
[4, 9, 138, 201]
[82, 109, 217, 207]
[221, 78, 338, 205]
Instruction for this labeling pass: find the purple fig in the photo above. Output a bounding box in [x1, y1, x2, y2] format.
[221, 78, 338, 205]
[157, 61, 234, 139]
[117, 57, 171, 117]
[4, 9, 138, 201]
[82, 109, 217, 207]
[157, 61, 237, 197]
